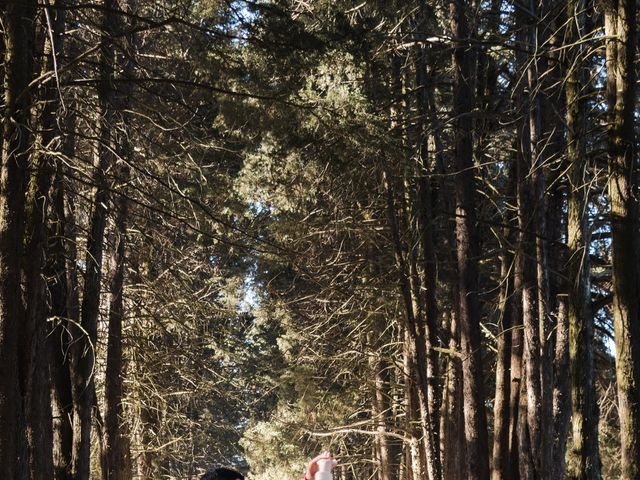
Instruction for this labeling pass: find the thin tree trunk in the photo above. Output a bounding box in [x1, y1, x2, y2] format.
[551, 296, 571, 480]
[103, 180, 130, 480]
[368, 327, 395, 480]
[71, 1, 118, 477]
[516, 169, 539, 480]
[604, 0, 640, 477]
[102, 3, 136, 476]
[491, 232, 514, 480]
[41, 4, 76, 474]
[449, 1, 490, 478]
[65, 154, 83, 480]
[533, 4, 556, 474]
[385, 175, 428, 480]
[565, 0, 601, 476]
[441, 304, 466, 480]
[385, 53, 436, 480]
[23, 4, 69, 477]
[508, 237, 524, 480]
[513, 3, 543, 476]
[524, 0, 551, 471]
[517, 373, 535, 480]
[404, 328, 424, 480]
[49, 158, 74, 480]
[422, 37, 464, 480]
[413, 21, 442, 480]
[50, 87, 77, 480]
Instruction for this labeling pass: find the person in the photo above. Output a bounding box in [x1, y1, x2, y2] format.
[302, 451, 334, 480]
[201, 466, 244, 480]
[201, 451, 334, 480]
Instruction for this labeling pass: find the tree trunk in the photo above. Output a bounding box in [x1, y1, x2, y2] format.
[103, 181, 130, 480]
[512, 2, 543, 476]
[565, 0, 601, 476]
[102, 4, 136, 476]
[441, 303, 466, 480]
[551, 296, 571, 480]
[414, 21, 442, 480]
[508, 236, 524, 480]
[384, 52, 438, 480]
[517, 374, 535, 480]
[604, 0, 640, 478]
[491, 231, 514, 480]
[385, 176, 427, 480]
[449, 1, 490, 478]
[368, 327, 395, 480]
[71, 1, 118, 477]
[23, 4, 71, 477]
[524, 0, 554, 472]
[0, 2, 37, 478]
[47, 64, 77, 479]
[49, 159, 74, 480]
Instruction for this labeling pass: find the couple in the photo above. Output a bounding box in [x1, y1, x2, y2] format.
[202, 451, 334, 480]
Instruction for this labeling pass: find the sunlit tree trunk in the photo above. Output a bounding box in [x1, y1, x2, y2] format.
[368, 326, 396, 480]
[551, 297, 571, 480]
[22, 3, 67, 477]
[513, 3, 542, 476]
[565, 0, 601, 477]
[604, 0, 640, 477]
[508, 259, 524, 480]
[441, 303, 466, 480]
[524, 0, 553, 472]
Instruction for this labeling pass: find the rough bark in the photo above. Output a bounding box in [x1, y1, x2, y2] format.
[102, 4, 135, 476]
[102, 181, 130, 480]
[449, 1, 490, 477]
[384, 168, 434, 480]
[49, 159, 74, 480]
[565, 0, 601, 476]
[604, 0, 640, 478]
[23, 4, 70, 477]
[368, 327, 395, 480]
[551, 297, 571, 480]
[512, 2, 543, 476]
[440, 305, 466, 480]
[491, 236, 514, 480]
[46, 49, 77, 478]
[0, 2, 37, 478]
[414, 25, 442, 480]
[508, 264, 524, 480]
[71, 1, 118, 477]
[524, 0, 552, 472]
[517, 373, 535, 480]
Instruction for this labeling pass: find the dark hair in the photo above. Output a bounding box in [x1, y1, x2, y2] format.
[201, 467, 245, 480]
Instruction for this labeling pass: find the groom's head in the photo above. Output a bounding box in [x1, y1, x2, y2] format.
[201, 467, 244, 480]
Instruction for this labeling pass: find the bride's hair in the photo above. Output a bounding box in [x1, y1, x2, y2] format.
[201, 467, 245, 480]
